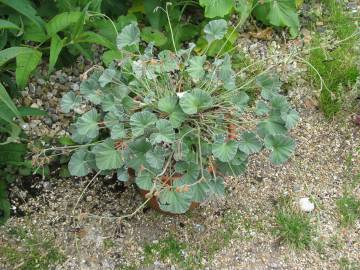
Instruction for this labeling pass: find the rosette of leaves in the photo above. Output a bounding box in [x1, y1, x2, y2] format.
[61, 20, 298, 214]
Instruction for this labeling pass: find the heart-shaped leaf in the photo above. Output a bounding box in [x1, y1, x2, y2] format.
[256, 73, 282, 100]
[130, 111, 157, 137]
[186, 55, 206, 81]
[145, 148, 165, 170]
[257, 118, 287, 138]
[158, 179, 193, 214]
[264, 134, 295, 164]
[75, 109, 99, 139]
[158, 95, 178, 113]
[92, 139, 123, 170]
[68, 149, 92, 177]
[60, 92, 82, 113]
[204, 19, 228, 43]
[80, 76, 103, 105]
[219, 53, 236, 90]
[179, 89, 213, 115]
[212, 140, 238, 162]
[255, 100, 269, 115]
[110, 123, 126, 140]
[238, 132, 263, 155]
[116, 23, 140, 49]
[117, 166, 129, 182]
[231, 91, 249, 112]
[150, 119, 176, 144]
[281, 109, 299, 129]
[199, 0, 234, 18]
[135, 171, 153, 190]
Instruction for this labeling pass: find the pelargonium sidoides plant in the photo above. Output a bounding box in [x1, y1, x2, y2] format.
[60, 19, 299, 214]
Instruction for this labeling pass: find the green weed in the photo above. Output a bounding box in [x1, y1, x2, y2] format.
[273, 196, 314, 249]
[0, 226, 65, 270]
[338, 257, 360, 270]
[308, 0, 359, 117]
[144, 235, 186, 265]
[336, 195, 360, 227]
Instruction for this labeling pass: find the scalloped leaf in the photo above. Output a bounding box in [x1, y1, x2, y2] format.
[257, 118, 287, 138]
[135, 171, 153, 190]
[199, 0, 234, 18]
[130, 111, 157, 137]
[264, 134, 295, 164]
[92, 139, 123, 170]
[179, 89, 213, 115]
[255, 100, 269, 115]
[212, 140, 238, 162]
[231, 91, 249, 112]
[186, 55, 206, 82]
[75, 109, 99, 139]
[158, 179, 193, 214]
[256, 73, 282, 100]
[158, 95, 178, 113]
[60, 92, 82, 113]
[116, 23, 140, 49]
[68, 149, 92, 177]
[110, 123, 126, 140]
[204, 19, 228, 43]
[80, 77, 103, 105]
[150, 119, 176, 144]
[238, 131, 263, 155]
[281, 109, 299, 129]
[145, 148, 165, 170]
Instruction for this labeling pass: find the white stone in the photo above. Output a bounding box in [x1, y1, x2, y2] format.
[299, 197, 315, 212]
[176, 92, 186, 98]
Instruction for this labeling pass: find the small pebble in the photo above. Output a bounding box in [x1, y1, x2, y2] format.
[299, 197, 315, 212]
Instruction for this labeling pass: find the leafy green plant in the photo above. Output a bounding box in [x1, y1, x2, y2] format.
[199, 0, 300, 38]
[0, 81, 46, 225]
[0, 0, 119, 89]
[308, 0, 359, 117]
[56, 19, 298, 214]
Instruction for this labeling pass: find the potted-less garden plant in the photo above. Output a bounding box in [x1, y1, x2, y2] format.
[61, 19, 299, 214]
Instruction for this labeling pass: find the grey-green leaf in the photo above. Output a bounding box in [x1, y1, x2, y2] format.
[204, 19, 228, 43]
[256, 73, 282, 100]
[257, 119, 287, 138]
[145, 149, 165, 170]
[116, 23, 140, 49]
[158, 179, 193, 214]
[130, 111, 157, 137]
[255, 100, 269, 115]
[264, 134, 295, 164]
[150, 119, 176, 144]
[212, 140, 238, 162]
[231, 91, 249, 112]
[68, 149, 92, 177]
[92, 139, 123, 170]
[186, 55, 206, 81]
[158, 95, 178, 113]
[135, 171, 153, 190]
[179, 89, 213, 115]
[75, 109, 99, 139]
[60, 92, 82, 113]
[80, 77, 103, 104]
[110, 123, 126, 140]
[238, 131, 262, 155]
[281, 109, 299, 129]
